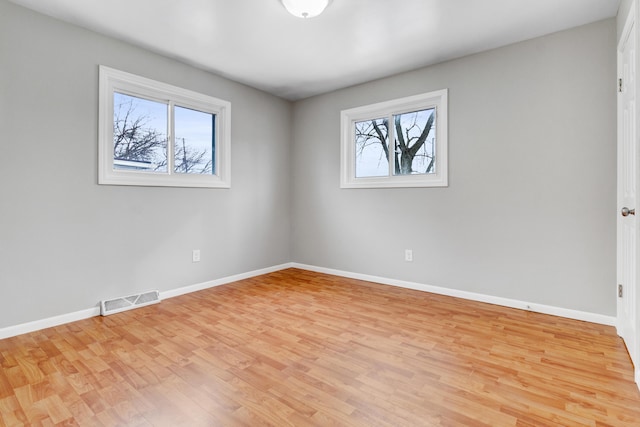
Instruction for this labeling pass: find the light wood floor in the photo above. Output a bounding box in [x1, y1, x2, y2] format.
[0, 268, 639, 426]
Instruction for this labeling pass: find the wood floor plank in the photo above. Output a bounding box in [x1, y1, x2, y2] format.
[0, 268, 639, 426]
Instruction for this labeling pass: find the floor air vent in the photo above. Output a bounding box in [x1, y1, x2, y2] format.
[100, 290, 160, 316]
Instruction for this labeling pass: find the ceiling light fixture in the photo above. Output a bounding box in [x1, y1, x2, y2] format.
[281, 0, 331, 18]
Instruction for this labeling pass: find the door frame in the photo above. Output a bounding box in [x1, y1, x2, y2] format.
[617, 0, 640, 388]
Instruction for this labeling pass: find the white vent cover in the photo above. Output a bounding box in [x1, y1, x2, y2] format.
[100, 290, 160, 316]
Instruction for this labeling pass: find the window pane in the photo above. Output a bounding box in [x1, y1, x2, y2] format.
[113, 92, 168, 172]
[174, 106, 215, 175]
[393, 108, 436, 175]
[354, 117, 389, 178]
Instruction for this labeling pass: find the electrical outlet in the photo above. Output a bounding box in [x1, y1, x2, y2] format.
[192, 249, 201, 263]
[405, 249, 413, 262]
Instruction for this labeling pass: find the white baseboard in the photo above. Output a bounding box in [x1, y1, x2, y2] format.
[0, 262, 617, 340]
[0, 263, 294, 340]
[291, 263, 617, 327]
[160, 263, 294, 299]
[0, 307, 100, 340]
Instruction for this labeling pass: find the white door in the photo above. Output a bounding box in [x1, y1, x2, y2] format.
[618, 5, 638, 371]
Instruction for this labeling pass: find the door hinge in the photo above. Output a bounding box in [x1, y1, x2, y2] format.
[619, 78, 623, 93]
[619, 284, 623, 298]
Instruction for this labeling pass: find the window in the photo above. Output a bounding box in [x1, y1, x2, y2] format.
[99, 66, 231, 188]
[340, 89, 448, 188]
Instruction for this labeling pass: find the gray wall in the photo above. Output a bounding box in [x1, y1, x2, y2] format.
[0, 0, 618, 330]
[0, 0, 292, 328]
[291, 19, 617, 316]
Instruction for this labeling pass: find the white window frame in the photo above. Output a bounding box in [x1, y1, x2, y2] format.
[98, 66, 231, 188]
[340, 89, 448, 188]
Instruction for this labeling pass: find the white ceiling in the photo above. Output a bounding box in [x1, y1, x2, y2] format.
[9, 0, 620, 100]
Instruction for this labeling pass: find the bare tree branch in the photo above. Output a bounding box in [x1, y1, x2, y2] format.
[113, 98, 212, 174]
